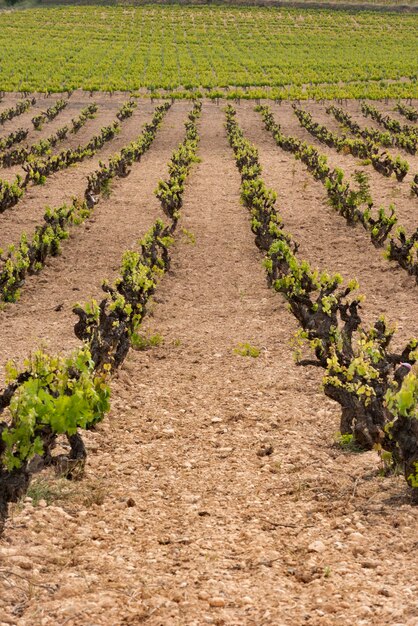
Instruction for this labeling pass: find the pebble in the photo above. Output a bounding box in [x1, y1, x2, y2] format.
[240, 596, 253, 605]
[8, 555, 33, 570]
[38, 499, 48, 508]
[209, 597, 226, 607]
[308, 540, 326, 553]
[361, 560, 379, 569]
[211, 417, 222, 423]
[198, 591, 210, 600]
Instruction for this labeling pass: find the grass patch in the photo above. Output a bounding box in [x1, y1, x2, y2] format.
[334, 432, 364, 453]
[131, 330, 164, 350]
[234, 342, 261, 358]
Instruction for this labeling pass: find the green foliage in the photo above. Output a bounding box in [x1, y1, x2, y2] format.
[181, 227, 196, 245]
[131, 331, 164, 351]
[1, 348, 110, 470]
[0, 7, 416, 97]
[335, 432, 365, 453]
[0, 198, 90, 302]
[234, 342, 261, 358]
[386, 370, 418, 419]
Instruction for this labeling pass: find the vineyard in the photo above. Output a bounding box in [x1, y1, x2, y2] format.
[0, 5, 417, 98]
[1, 0, 418, 615]
[0, 88, 416, 623]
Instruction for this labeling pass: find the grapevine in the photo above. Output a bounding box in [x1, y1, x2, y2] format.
[225, 104, 418, 496]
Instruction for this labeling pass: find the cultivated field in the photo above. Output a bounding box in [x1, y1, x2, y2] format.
[0, 6, 417, 98]
[0, 89, 417, 624]
[0, 2, 418, 623]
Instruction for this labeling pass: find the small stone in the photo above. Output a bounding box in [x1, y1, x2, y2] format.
[379, 588, 391, 597]
[198, 591, 210, 600]
[126, 498, 136, 508]
[352, 545, 367, 557]
[8, 556, 33, 570]
[38, 499, 48, 508]
[211, 417, 222, 423]
[209, 597, 226, 607]
[240, 596, 253, 605]
[361, 560, 378, 569]
[308, 540, 326, 553]
[256, 443, 274, 457]
[361, 606, 372, 615]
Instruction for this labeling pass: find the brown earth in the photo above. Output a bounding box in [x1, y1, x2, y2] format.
[0, 98, 418, 626]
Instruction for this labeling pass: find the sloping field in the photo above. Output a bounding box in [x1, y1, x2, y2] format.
[0, 5, 417, 98]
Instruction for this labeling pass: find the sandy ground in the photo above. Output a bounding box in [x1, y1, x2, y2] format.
[0, 99, 417, 626]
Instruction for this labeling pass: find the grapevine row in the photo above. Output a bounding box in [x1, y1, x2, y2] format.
[327, 104, 417, 156]
[31, 98, 68, 130]
[0, 101, 202, 535]
[0, 104, 98, 168]
[257, 105, 418, 283]
[225, 104, 418, 500]
[0, 128, 28, 153]
[396, 102, 418, 122]
[293, 106, 409, 181]
[0, 99, 135, 213]
[362, 102, 418, 141]
[75, 101, 201, 371]
[0, 103, 171, 303]
[0, 98, 35, 126]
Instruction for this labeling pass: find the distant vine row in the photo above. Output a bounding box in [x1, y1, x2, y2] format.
[0, 103, 171, 303]
[0, 104, 98, 168]
[0, 98, 36, 126]
[31, 98, 68, 130]
[0, 99, 134, 214]
[396, 102, 418, 122]
[257, 105, 418, 283]
[327, 104, 417, 156]
[294, 106, 409, 181]
[0, 128, 28, 152]
[362, 102, 418, 142]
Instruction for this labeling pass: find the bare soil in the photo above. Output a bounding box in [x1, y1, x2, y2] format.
[0, 99, 417, 626]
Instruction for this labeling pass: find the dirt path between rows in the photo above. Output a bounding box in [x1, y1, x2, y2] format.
[0, 103, 418, 626]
